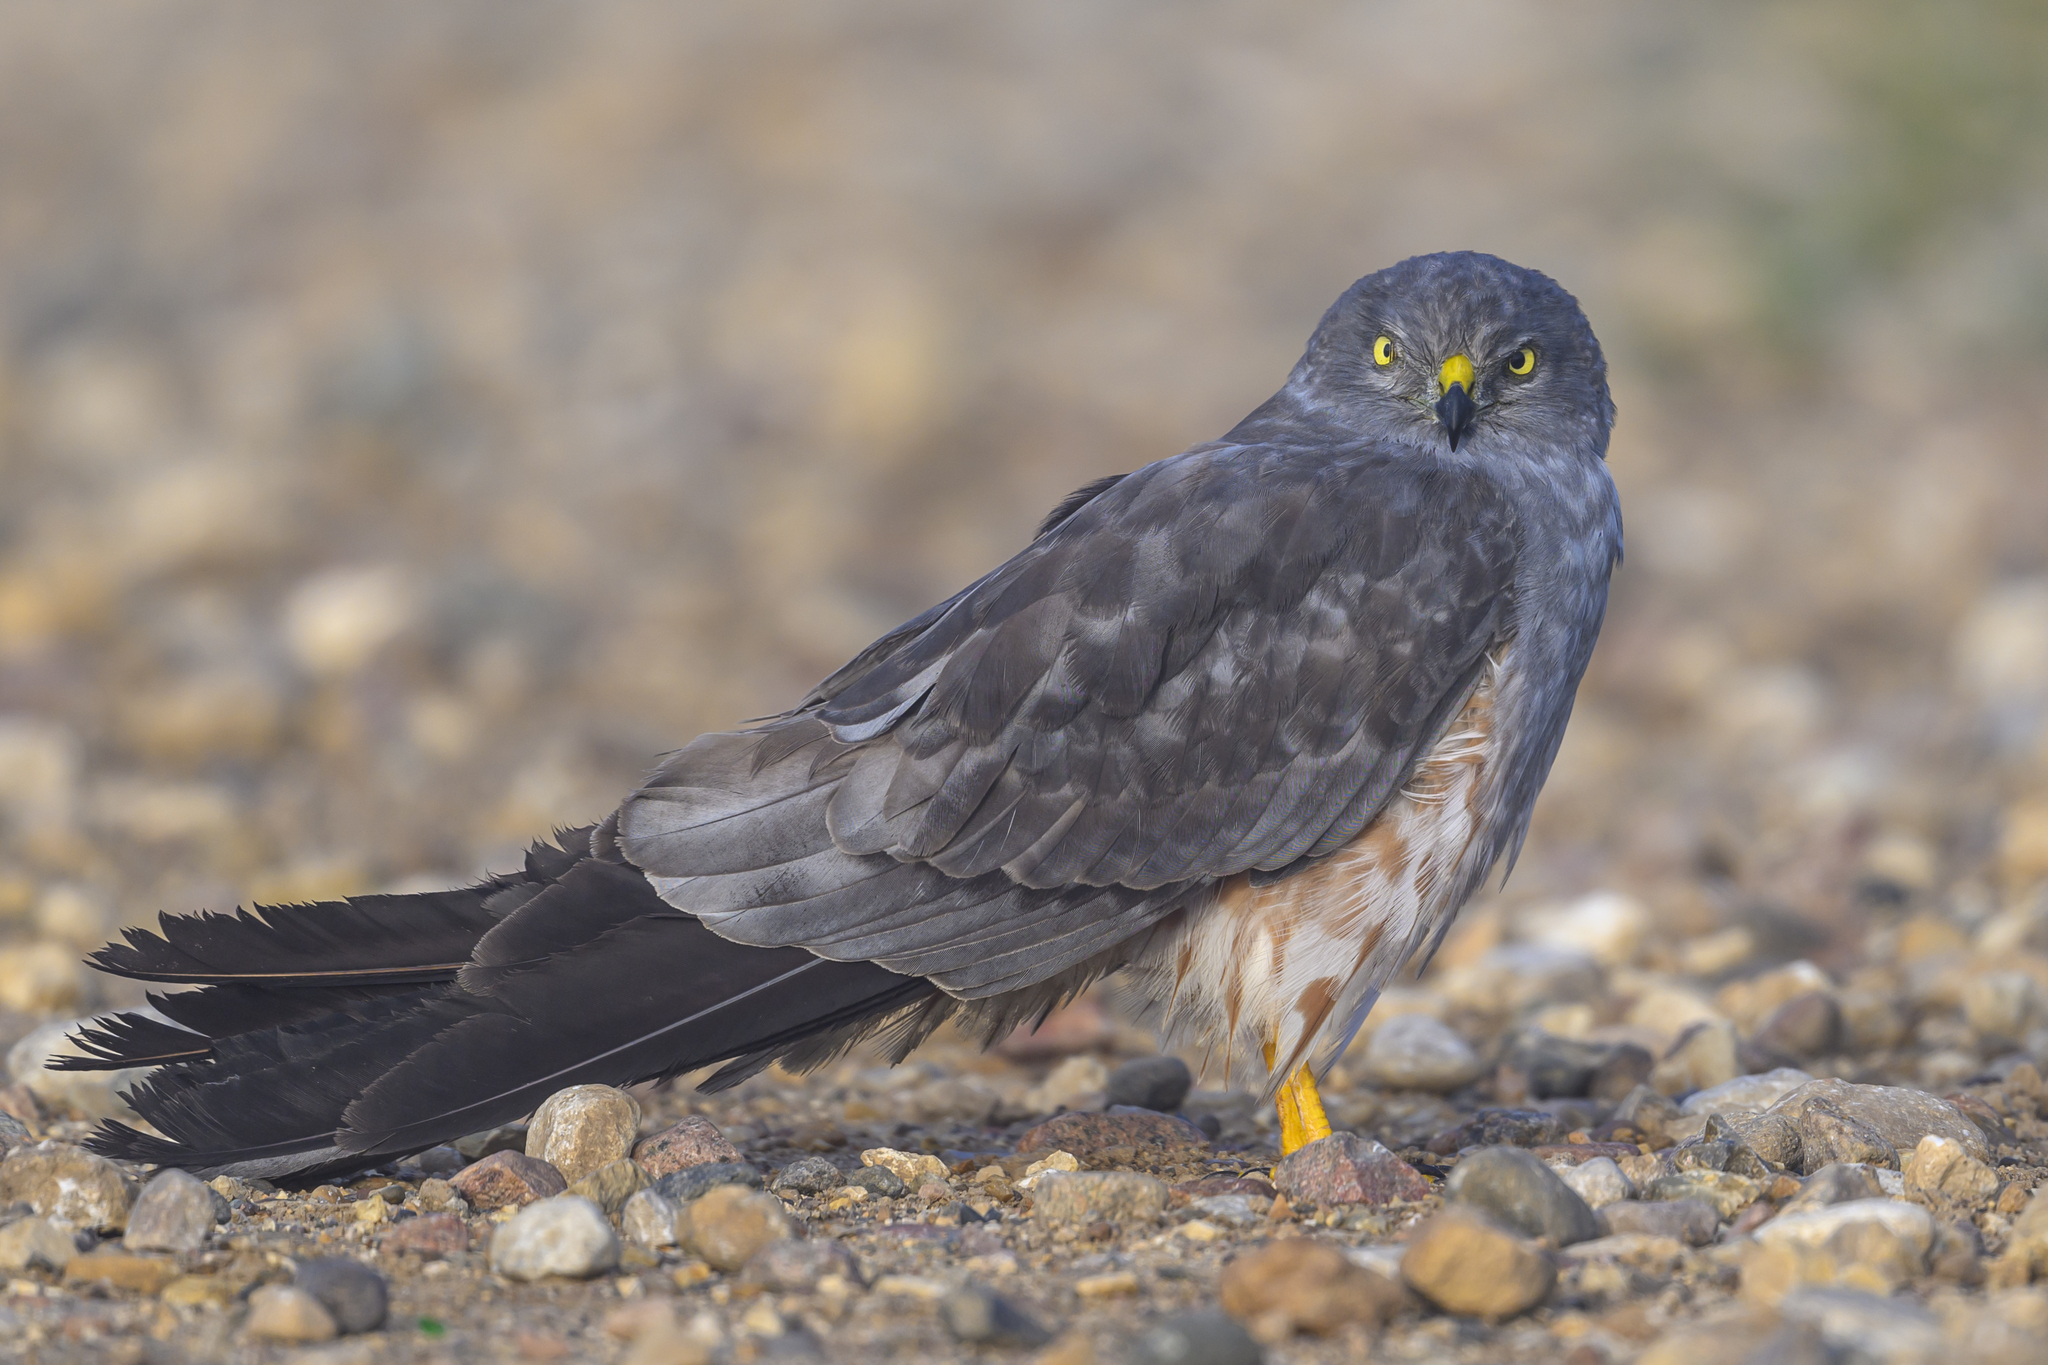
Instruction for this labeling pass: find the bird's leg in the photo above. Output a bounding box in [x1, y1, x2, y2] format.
[1265, 1041, 1333, 1156]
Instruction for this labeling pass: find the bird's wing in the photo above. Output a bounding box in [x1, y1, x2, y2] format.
[617, 444, 1518, 994]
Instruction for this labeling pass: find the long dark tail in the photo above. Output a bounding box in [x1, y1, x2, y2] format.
[65, 830, 939, 1184]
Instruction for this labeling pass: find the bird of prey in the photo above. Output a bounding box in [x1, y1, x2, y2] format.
[61, 252, 1620, 1181]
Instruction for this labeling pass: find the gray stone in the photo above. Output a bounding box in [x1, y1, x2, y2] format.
[0, 1142, 130, 1232]
[412, 1146, 466, 1175]
[1783, 1163, 1887, 1212]
[1749, 993, 1843, 1060]
[1446, 1146, 1600, 1246]
[1426, 1107, 1568, 1153]
[652, 1161, 764, 1205]
[1707, 1110, 1804, 1171]
[1274, 1132, 1431, 1205]
[1798, 1099, 1898, 1174]
[0, 1113, 29, 1155]
[739, 1238, 862, 1294]
[123, 1169, 217, 1253]
[1119, 1309, 1262, 1365]
[1106, 1056, 1193, 1112]
[1359, 1015, 1484, 1092]
[525, 1084, 640, 1184]
[1599, 1198, 1721, 1246]
[1500, 1030, 1639, 1100]
[1029, 1171, 1169, 1226]
[1556, 1155, 1632, 1209]
[772, 1156, 844, 1196]
[1680, 1069, 1816, 1116]
[294, 1256, 388, 1334]
[488, 1195, 621, 1281]
[1776, 1287, 1941, 1365]
[1612, 1085, 1684, 1147]
[1190, 1193, 1265, 1227]
[939, 1283, 1053, 1346]
[1754, 1198, 1936, 1257]
[5, 1019, 148, 1122]
[1768, 1079, 1987, 1163]
[0, 1215, 77, 1271]
[1641, 1169, 1764, 1220]
[840, 1164, 906, 1199]
[620, 1188, 681, 1249]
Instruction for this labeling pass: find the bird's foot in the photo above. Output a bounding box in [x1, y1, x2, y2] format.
[1275, 1063, 1332, 1156]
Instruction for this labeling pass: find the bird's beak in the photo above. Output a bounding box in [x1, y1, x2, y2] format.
[1435, 354, 1478, 451]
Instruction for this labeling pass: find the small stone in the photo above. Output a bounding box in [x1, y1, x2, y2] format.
[940, 1283, 1054, 1345]
[1219, 1237, 1406, 1339]
[1359, 1014, 1485, 1092]
[1025, 1054, 1109, 1112]
[1105, 1056, 1193, 1112]
[413, 1145, 468, 1175]
[1776, 1286, 1943, 1362]
[621, 1189, 682, 1249]
[5, 1019, 147, 1121]
[1446, 1146, 1601, 1246]
[295, 1257, 388, 1334]
[1014, 1110, 1208, 1162]
[121, 1168, 216, 1253]
[1768, 1079, 1988, 1163]
[160, 1275, 237, 1309]
[0, 1215, 77, 1271]
[1273, 1132, 1431, 1206]
[1650, 1020, 1740, 1096]
[61, 1250, 177, 1294]
[1782, 1163, 1887, 1212]
[1076, 1270, 1140, 1298]
[567, 1158, 651, 1215]
[382, 1211, 469, 1255]
[1903, 1135, 2000, 1203]
[1642, 1169, 1764, 1220]
[652, 1161, 765, 1205]
[861, 1146, 949, 1188]
[1425, 1107, 1568, 1153]
[1798, 1100, 1899, 1174]
[1600, 1199, 1722, 1245]
[632, 1117, 742, 1178]
[1121, 1309, 1264, 1365]
[244, 1285, 339, 1343]
[739, 1238, 861, 1294]
[1680, 1069, 1816, 1117]
[0, 1112, 30, 1155]
[1749, 993, 1843, 1060]
[1613, 1085, 1685, 1148]
[1190, 1194, 1266, 1227]
[1754, 1198, 1936, 1257]
[1591, 1045, 1657, 1102]
[489, 1195, 622, 1281]
[1989, 1186, 2048, 1285]
[415, 1178, 463, 1212]
[1029, 1171, 1168, 1227]
[1706, 1111, 1804, 1171]
[353, 1193, 388, 1225]
[840, 1165, 907, 1199]
[526, 1085, 641, 1184]
[773, 1156, 843, 1196]
[1400, 1207, 1556, 1320]
[1499, 1030, 1637, 1100]
[0, 1141, 131, 1231]
[448, 1149, 566, 1209]
[678, 1185, 792, 1272]
[1557, 1156, 1634, 1210]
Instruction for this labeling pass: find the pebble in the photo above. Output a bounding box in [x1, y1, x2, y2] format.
[1642, 1169, 1764, 1220]
[1769, 1079, 1988, 1163]
[381, 1211, 469, 1255]
[1797, 1099, 1899, 1173]
[1749, 992, 1842, 1059]
[63, 1250, 177, 1294]
[0, 1112, 30, 1154]
[1498, 1030, 1634, 1100]
[1119, 1309, 1263, 1365]
[1902, 1134, 1999, 1202]
[773, 1156, 844, 1195]
[121, 1168, 217, 1252]
[861, 1146, 949, 1188]
[296, 1256, 389, 1334]
[1706, 1110, 1804, 1170]
[1190, 1194, 1265, 1227]
[1680, 1068, 1816, 1116]
[4, 1019, 146, 1120]
[1989, 1187, 2048, 1286]
[489, 1195, 623, 1281]
[1400, 1207, 1556, 1320]
[1426, 1107, 1567, 1153]
[0, 1141, 131, 1231]
[621, 1188, 682, 1248]
[1651, 1019, 1740, 1095]
[839, 1165, 907, 1199]
[678, 1184, 792, 1271]
[739, 1238, 862, 1294]
[0, 1215, 77, 1271]
[1600, 1199, 1723, 1246]
[939, 1283, 1054, 1346]
[1754, 1198, 1936, 1256]
[1218, 1237, 1406, 1338]
[568, 1157, 652, 1215]
[1105, 1056, 1193, 1112]
[632, 1116, 742, 1177]
[1557, 1155, 1634, 1209]
[1029, 1171, 1168, 1227]
[1025, 1054, 1109, 1112]
[1273, 1132, 1430, 1206]
[1777, 1286, 1942, 1364]
[449, 1149, 566, 1209]
[653, 1161, 765, 1205]
[244, 1285, 339, 1343]
[1014, 1110, 1209, 1162]
[1782, 1163, 1886, 1212]
[1446, 1146, 1601, 1246]
[1614, 1085, 1685, 1147]
[1358, 1014, 1485, 1092]
[526, 1084, 642, 1183]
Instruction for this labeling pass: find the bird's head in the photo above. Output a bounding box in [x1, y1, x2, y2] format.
[1286, 251, 1614, 461]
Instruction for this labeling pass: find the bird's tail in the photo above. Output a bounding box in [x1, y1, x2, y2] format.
[64, 830, 939, 1184]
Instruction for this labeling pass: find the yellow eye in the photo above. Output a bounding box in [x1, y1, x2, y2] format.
[1506, 347, 1537, 377]
[1372, 336, 1397, 367]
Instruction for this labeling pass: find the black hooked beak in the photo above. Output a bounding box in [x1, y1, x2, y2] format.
[1435, 382, 1478, 452]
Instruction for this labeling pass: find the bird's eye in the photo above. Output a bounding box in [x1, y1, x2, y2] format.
[1505, 347, 1537, 377]
[1372, 336, 1397, 367]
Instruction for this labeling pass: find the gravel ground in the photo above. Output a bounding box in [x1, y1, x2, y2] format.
[4, 4, 2048, 1363]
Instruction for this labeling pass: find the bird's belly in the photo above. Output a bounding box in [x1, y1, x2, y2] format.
[1128, 662, 1503, 1092]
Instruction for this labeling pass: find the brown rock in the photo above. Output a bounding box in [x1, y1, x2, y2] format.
[1748, 992, 1842, 1060]
[1028, 1171, 1169, 1227]
[1273, 1133, 1430, 1206]
[633, 1117, 742, 1177]
[243, 1284, 339, 1343]
[449, 1149, 567, 1210]
[679, 1185, 793, 1272]
[1903, 1135, 1999, 1203]
[1400, 1207, 1556, 1320]
[567, 1158, 651, 1215]
[382, 1212, 470, 1255]
[1219, 1238, 1406, 1339]
[0, 1142, 131, 1231]
[0, 1216, 76, 1272]
[1014, 1110, 1208, 1162]
[62, 1250, 177, 1294]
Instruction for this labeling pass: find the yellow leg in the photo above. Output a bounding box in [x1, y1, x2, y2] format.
[1266, 1042, 1334, 1156]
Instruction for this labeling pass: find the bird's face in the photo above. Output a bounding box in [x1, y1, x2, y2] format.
[1295, 252, 1614, 461]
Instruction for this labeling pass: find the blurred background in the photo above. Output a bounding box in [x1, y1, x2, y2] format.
[1, 1, 2046, 1088]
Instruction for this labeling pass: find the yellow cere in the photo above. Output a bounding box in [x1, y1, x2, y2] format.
[1438, 353, 1475, 395]
[1507, 346, 1536, 376]
[1372, 335, 1396, 366]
